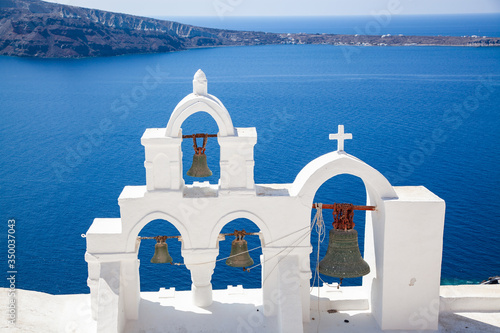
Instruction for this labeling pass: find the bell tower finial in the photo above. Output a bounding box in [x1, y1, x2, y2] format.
[193, 69, 208, 96]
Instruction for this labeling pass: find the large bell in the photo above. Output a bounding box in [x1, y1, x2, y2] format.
[150, 240, 173, 264]
[226, 239, 254, 268]
[319, 229, 370, 278]
[187, 153, 212, 177]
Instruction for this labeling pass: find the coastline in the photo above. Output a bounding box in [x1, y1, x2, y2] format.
[1, 0, 499, 59]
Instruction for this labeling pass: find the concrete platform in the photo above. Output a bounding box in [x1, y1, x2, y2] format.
[1, 285, 499, 332]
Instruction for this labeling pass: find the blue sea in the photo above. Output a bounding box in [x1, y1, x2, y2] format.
[163, 14, 500, 37]
[1, 15, 499, 294]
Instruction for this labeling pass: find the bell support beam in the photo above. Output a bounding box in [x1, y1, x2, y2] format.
[138, 232, 258, 240]
[182, 133, 218, 139]
[312, 203, 376, 211]
[138, 235, 181, 240]
[313, 203, 376, 230]
[220, 230, 260, 237]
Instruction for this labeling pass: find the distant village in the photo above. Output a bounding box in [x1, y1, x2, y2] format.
[2, 0, 499, 58]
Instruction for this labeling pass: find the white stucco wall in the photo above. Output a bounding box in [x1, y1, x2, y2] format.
[84, 71, 446, 333]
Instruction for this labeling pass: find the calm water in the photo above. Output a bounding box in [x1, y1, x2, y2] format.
[162, 14, 500, 37]
[1, 17, 499, 294]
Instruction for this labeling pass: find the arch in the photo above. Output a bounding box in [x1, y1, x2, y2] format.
[125, 211, 192, 252]
[209, 211, 272, 248]
[311, 174, 369, 287]
[136, 218, 191, 292]
[290, 151, 398, 207]
[293, 152, 396, 292]
[165, 94, 235, 137]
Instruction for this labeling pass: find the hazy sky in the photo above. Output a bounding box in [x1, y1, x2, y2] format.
[46, 0, 500, 17]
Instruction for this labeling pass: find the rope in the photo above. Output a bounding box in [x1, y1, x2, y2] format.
[313, 203, 326, 243]
[81, 206, 329, 296]
[257, 227, 313, 286]
[311, 203, 325, 291]
[168, 225, 312, 267]
[310, 203, 329, 332]
[249, 226, 312, 273]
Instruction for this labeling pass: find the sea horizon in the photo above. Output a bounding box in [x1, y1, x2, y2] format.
[155, 13, 500, 37]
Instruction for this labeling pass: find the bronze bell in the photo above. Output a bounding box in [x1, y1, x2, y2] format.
[187, 153, 212, 177]
[187, 134, 212, 177]
[226, 238, 254, 268]
[319, 228, 370, 278]
[150, 239, 173, 264]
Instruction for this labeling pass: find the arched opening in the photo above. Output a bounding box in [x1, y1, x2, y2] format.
[212, 218, 263, 290]
[137, 219, 191, 291]
[310, 174, 368, 287]
[180, 111, 221, 184]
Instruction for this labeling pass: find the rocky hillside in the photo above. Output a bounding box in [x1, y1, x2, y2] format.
[0, 0, 282, 57]
[0, 0, 498, 58]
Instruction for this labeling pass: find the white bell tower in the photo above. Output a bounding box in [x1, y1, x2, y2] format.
[85, 70, 446, 333]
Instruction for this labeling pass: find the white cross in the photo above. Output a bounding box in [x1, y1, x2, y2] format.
[329, 125, 352, 151]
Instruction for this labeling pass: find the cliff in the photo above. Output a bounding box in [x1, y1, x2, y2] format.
[0, 0, 498, 58]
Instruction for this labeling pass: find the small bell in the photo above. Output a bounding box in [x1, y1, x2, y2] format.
[187, 134, 212, 177]
[226, 236, 254, 268]
[318, 228, 370, 279]
[150, 238, 173, 264]
[187, 153, 212, 177]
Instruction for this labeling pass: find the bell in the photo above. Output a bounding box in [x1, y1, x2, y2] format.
[319, 228, 370, 279]
[187, 153, 212, 177]
[226, 239, 254, 268]
[150, 240, 173, 264]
